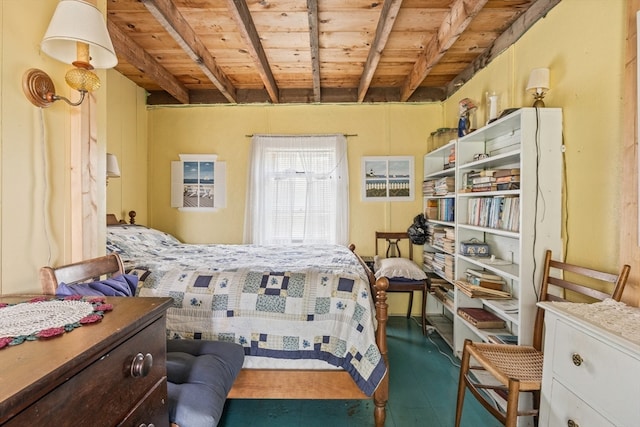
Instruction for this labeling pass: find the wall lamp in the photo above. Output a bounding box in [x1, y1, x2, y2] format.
[106, 153, 121, 185]
[22, 0, 117, 108]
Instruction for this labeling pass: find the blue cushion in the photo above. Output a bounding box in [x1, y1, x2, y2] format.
[56, 274, 139, 297]
[166, 340, 245, 427]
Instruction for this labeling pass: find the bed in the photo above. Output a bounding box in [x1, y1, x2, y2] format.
[106, 213, 390, 426]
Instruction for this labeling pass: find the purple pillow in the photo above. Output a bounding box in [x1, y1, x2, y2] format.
[56, 274, 139, 297]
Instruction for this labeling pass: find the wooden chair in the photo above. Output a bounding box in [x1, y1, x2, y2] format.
[374, 231, 429, 335]
[40, 253, 125, 295]
[454, 250, 630, 427]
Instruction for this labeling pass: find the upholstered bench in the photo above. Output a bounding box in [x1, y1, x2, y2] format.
[166, 340, 245, 427]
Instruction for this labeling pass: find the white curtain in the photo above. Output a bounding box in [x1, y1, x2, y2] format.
[244, 134, 349, 245]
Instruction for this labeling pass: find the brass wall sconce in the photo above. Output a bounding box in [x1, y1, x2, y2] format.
[23, 0, 117, 107]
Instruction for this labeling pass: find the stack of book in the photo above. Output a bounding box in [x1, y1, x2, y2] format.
[457, 307, 506, 329]
[422, 179, 436, 196]
[425, 199, 438, 219]
[463, 170, 497, 192]
[494, 168, 520, 191]
[434, 176, 455, 195]
[441, 228, 455, 253]
[426, 224, 446, 247]
[423, 251, 434, 273]
[454, 280, 512, 299]
[465, 268, 505, 290]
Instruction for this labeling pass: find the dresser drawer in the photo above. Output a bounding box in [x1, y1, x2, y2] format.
[120, 377, 169, 427]
[547, 379, 614, 427]
[551, 318, 640, 426]
[6, 317, 167, 426]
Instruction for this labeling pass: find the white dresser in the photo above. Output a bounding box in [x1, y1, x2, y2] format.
[538, 301, 640, 427]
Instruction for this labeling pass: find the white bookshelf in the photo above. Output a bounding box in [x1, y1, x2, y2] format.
[422, 108, 563, 364]
[452, 108, 563, 359]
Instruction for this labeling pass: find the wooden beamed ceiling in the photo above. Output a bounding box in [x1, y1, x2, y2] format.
[106, 0, 561, 105]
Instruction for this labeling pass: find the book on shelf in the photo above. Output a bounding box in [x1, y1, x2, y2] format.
[457, 307, 506, 329]
[493, 168, 520, 178]
[454, 280, 512, 299]
[495, 175, 520, 184]
[487, 334, 518, 345]
[466, 269, 503, 281]
[467, 276, 505, 290]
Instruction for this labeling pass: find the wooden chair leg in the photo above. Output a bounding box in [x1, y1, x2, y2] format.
[406, 291, 413, 318]
[455, 340, 471, 427]
[505, 379, 521, 427]
[421, 286, 427, 335]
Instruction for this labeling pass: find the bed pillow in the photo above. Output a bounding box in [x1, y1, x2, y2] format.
[56, 273, 139, 297]
[374, 256, 427, 281]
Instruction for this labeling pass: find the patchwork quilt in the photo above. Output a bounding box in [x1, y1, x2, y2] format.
[107, 225, 386, 396]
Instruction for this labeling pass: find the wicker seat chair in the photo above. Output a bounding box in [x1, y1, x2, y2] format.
[454, 250, 630, 427]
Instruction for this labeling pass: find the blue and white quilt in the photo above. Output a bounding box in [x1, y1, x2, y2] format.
[107, 225, 386, 396]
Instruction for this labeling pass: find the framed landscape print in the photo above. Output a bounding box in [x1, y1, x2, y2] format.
[361, 156, 414, 201]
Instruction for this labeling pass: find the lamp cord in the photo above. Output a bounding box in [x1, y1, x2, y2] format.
[39, 108, 52, 266]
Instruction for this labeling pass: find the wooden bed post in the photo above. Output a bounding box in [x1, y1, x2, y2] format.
[349, 244, 390, 426]
[373, 276, 389, 427]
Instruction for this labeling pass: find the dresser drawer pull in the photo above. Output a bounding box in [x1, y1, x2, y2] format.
[571, 353, 583, 367]
[567, 420, 579, 427]
[130, 352, 153, 377]
[138, 424, 155, 427]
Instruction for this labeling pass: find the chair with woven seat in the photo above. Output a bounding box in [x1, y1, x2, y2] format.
[454, 249, 630, 427]
[374, 231, 430, 335]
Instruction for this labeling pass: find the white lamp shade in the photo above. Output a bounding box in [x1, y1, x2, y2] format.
[526, 68, 550, 92]
[41, 0, 117, 69]
[106, 153, 121, 178]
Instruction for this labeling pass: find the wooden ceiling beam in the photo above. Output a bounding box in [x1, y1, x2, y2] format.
[226, 0, 280, 103]
[307, 0, 321, 103]
[140, 0, 237, 104]
[357, 0, 404, 103]
[107, 20, 190, 104]
[445, 0, 562, 98]
[400, 0, 488, 102]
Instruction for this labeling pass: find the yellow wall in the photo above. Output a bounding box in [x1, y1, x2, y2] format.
[0, 0, 111, 294]
[106, 71, 149, 224]
[144, 103, 440, 315]
[442, 0, 626, 277]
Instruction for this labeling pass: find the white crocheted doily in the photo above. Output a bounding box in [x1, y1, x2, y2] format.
[551, 299, 640, 345]
[0, 299, 95, 338]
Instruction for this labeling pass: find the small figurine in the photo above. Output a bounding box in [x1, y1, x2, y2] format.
[458, 98, 477, 137]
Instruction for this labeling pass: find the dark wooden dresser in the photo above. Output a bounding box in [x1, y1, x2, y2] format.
[0, 296, 173, 426]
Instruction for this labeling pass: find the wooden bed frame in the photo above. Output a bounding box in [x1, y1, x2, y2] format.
[76, 212, 391, 425]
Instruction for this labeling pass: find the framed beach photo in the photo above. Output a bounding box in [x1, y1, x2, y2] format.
[171, 154, 227, 211]
[361, 156, 414, 201]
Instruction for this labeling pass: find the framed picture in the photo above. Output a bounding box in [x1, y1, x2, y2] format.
[171, 154, 227, 211]
[361, 156, 414, 201]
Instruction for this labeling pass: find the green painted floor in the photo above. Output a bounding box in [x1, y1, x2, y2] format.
[218, 316, 502, 426]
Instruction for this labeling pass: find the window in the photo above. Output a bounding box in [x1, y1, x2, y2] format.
[244, 135, 349, 245]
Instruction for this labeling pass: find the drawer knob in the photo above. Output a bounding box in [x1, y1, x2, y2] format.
[571, 353, 583, 367]
[130, 352, 153, 377]
[567, 420, 579, 427]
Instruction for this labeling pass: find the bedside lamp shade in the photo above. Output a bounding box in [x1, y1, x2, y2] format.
[107, 153, 121, 178]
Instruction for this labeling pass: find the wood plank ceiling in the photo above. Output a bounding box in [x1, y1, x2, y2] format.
[106, 0, 560, 105]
